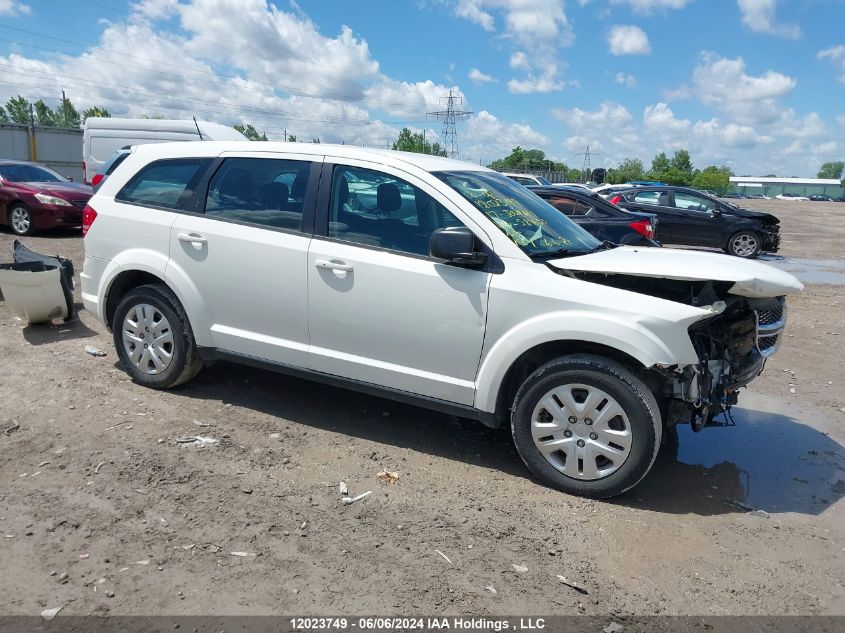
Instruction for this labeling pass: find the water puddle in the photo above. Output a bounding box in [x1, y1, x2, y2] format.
[763, 256, 845, 285]
[627, 396, 845, 516]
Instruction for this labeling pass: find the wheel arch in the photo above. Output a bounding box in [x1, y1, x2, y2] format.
[474, 312, 695, 422]
[489, 340, 656, 426]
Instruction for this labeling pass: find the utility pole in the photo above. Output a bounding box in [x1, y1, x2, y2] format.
[428, 90, 473, 159]
[576, 145, 600, 183]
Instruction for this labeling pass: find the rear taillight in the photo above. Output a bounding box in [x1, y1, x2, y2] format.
[91, 173, 103, 187]
[82, 204, 98, 236]
[609, 195, 622, 205]
[629, 218, 654, 239]
[82, 161, 87, 184]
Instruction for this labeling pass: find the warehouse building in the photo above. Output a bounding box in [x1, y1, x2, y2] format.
[729, 176, 844, 198]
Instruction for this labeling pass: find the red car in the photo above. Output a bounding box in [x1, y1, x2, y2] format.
[0, 160, 93, 236]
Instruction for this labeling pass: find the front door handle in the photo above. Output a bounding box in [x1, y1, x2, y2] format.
[315, 259, 353, 272]
[177, 232, 207, 246]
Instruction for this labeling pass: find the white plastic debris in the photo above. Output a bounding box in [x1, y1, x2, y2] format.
[230, 551, 256, 557]
[341, 491, 372, 505]
[556, 574, 588, 594]
[486, 586, 497, 594]
[176, 436, 218, 447]
[435, 549, 452, 564]
[603, 624, 624, 633]
[41, 607, 63, 621]
[85, 345, 107, 357]
[511, 564, 528, 573]
[339, 481, 348, 496]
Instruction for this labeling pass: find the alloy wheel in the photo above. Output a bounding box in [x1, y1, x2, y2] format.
[731, 233, 758, 257]
[10, 207, 31, 234]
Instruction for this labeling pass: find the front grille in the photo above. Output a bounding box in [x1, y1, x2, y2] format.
[71, 200, 87, 210]
[755, 298, 786, 358]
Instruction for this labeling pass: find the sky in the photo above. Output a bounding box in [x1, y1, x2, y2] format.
[0, 0, 843, 176]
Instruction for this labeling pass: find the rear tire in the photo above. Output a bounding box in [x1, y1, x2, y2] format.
[511, 354, 662, 498]
[727, 230, 761, 258]
[8, 204, 35, 236]
[112, 284, 202, 389]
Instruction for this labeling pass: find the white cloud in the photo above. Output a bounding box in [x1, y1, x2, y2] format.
[607, 25, 651, 56]
[507, 64, 565, 93]
[464, 110, 549, 161]
[837, 115, 845, 127]
[454, 0, 573, 49]
[737, 0, 801, 39]
[615, 72, 637, 88]
[676, 52, 797, 127]
[0, 0, 545, 152]
[610, 0, 693, 12]
[468, 68, 496, 83]
[0, 0, 30, 16]
[818, 46, 845, 84]
[554, 101, 635, 130]
[454, 1, 571, 94]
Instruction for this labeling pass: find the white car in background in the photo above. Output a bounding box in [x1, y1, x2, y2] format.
[82, 142, 801, 498]
[776, 193, 810, 201]
[592, 183, 641, 199]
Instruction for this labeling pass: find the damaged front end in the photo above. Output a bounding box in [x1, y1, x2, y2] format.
[565, 270, 791, 432]
[666, 295, 786, 431]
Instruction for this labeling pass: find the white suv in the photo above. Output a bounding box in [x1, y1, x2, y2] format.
[81, 142, 802, 498]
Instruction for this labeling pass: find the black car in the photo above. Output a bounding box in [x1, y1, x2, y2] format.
[808, 194, 833, 201]
[608, 186, 780, 258]
[529, 185, 659, 246]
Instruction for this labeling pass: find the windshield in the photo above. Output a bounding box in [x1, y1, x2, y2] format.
[436, 170, 601, 257]
[0, 163, 65, 183]
[536, 176, 552, 185]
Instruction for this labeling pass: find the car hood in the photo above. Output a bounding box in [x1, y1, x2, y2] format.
[25, 181, 93, 200]
[724, 206, 779, 224]
[548, 246, 803, 298]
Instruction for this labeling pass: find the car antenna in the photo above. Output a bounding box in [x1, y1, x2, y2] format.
[192, 116, 204, 141]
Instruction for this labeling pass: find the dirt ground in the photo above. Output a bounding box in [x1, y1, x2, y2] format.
[0, 200, 843, 617]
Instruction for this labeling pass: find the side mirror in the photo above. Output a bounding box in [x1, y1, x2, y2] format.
[429, 227, 487, 267]
[711, 207, 722, 217]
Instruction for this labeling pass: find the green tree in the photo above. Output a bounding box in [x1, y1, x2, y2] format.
[55, 95, 80, 127]
[5, 95, 31, 123]
[606, 157, 645, 184]
[391, 127, 445, 156]
[311, 138, 321, 143]
[649, 152, 670, 177]
[233, 123, 267, 141]
[142, 114, 166, 119]
[691, 165, 731, 193]
[34, 100, 56, 126]
[487, 146, 565, 171]
[82, 106, 111, 122]
[818, 161, 845, 179]
[287, 133, 297, 142]
[0, 105, 7, 122]
[670, 149, 694, 174]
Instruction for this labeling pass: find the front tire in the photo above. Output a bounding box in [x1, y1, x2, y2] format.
[8, 204, 35, 236]
[511, 354, 662, 498]
[112, 284, 202, 389]
[727, 230, 761, 258]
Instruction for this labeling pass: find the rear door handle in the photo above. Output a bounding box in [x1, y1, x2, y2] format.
[315, 259, 353, 272]
[177, 232, 207, 245]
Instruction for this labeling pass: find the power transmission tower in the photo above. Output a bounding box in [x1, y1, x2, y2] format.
[576, 145, 600, 183]
[428, 90, 473, 159]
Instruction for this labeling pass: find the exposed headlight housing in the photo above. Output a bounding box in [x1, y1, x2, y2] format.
[34, 193, 72, 206]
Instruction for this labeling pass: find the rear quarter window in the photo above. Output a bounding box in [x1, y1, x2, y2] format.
[116, 158, 211, 210]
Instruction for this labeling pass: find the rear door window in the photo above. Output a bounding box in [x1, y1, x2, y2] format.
[116, 158, 211, 210]
[673, 191, 716, 213]
[633, 190, 669, 206]
[204, 158, 311, 232]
